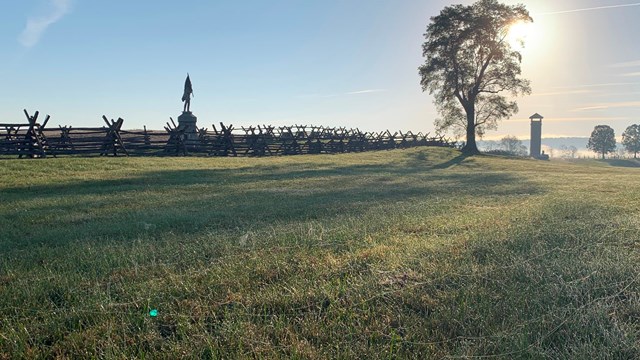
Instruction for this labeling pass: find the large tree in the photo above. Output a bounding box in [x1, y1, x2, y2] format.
[622, 124, 640, 158]
[587, 125, 616, 159]
[419, 0, 532, 154]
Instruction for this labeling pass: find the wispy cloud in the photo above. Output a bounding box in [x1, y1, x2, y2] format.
[572, 101, 640, 111]
[552, 82, 640, 90]
[621, 72, 640, 77]
[541, 2, 640, 15]
[531, 89, 593, 97]
[344, 89, 386, 95]
[19, 0, 72, 48]
[510, 116, 629, 122]
[591, 90, 640, 98]
[609, 60, 640, 68]
[298, 89, 386, 99]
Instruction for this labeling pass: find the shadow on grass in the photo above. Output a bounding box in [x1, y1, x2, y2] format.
[0, 156, 544, 248]
[602, 159, 640, 168]
[430, 153, 471, 169]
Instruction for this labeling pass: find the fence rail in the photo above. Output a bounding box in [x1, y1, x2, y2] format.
[1, 110, 457, 158]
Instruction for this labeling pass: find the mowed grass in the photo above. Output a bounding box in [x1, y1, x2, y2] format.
[0, 148, 639, 358]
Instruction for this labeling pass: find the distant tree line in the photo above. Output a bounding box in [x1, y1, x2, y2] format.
[482, 135, 528, 157]
[559, 145, 578, 159]
[587, 124, 640, 159]
[499, 135, 528, 156]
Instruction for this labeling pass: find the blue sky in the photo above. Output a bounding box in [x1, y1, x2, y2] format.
[1, 0, 639, 140]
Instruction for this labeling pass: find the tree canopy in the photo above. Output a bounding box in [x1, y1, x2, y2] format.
[419, 0, 531, 154]
[622, 124, 640, 159]
[587, 125, 616, 159]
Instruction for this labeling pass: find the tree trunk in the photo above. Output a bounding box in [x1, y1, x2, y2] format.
[462, 107, 479, 154]
[601, 150, 605, 160]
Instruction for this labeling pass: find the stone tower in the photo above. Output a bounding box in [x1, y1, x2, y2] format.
[529, 113, 543, 158]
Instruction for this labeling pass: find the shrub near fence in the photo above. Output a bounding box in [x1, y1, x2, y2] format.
[0, 110, 457, 158]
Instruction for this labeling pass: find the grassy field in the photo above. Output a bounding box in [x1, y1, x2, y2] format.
[1, 148, 639, 358]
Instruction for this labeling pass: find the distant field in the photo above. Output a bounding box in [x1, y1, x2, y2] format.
[1, 148, 638, 358]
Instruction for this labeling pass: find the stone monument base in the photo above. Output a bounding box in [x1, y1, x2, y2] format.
[177, 111, 199, 145]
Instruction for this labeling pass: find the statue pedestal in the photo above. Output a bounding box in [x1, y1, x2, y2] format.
[177, 111, 199, 146]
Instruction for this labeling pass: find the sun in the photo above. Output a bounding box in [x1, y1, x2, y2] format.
[507, 21, 536, 50]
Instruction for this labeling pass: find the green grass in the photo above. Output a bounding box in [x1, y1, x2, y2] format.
[1, 148, 638, 358]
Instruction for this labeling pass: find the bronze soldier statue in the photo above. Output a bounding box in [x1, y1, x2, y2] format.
[182, 74, 193, 112]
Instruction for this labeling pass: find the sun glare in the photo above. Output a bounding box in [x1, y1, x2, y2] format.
[507, 21, 537, 51]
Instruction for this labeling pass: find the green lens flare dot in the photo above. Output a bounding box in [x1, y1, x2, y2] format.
[149, 309, 158, 317]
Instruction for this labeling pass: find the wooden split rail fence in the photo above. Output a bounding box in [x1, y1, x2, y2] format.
[1, 110, 457, 158]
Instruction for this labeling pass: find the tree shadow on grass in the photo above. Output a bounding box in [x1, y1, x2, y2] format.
[430, 153, 471, 170]
[0, 157, 544, 249]
[602, 159, 640, 168]
[385, 149, 473, 171]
